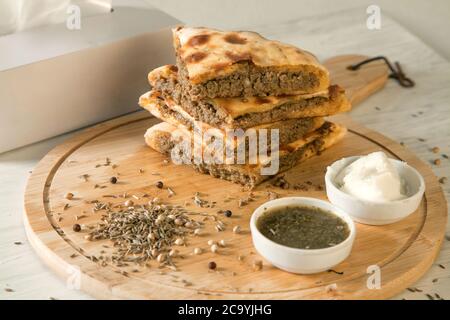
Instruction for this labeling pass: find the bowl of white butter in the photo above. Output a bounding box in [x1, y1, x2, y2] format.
[325, 151, 425, 225]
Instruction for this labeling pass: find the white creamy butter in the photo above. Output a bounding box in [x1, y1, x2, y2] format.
[336, 152, 407, 202]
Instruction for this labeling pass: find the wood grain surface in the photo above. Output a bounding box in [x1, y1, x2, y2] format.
[23, 111, 447, 299]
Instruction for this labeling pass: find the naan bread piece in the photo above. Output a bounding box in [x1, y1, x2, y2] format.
[172, 26, 329, 99]
[148, 65, 351, 128]
[139, 90, 325, 147]
[144, 121, 346, 187]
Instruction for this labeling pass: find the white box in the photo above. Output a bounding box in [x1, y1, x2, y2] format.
[0, 7, 180, 153]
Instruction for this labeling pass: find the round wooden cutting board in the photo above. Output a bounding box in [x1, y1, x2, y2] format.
[24, 111, 447, 299]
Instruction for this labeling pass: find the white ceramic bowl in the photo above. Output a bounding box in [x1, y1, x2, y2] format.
[325, 156, 425, 225]
[249, 197, 355, 274]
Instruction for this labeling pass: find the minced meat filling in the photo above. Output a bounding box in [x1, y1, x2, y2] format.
[177, 58, 319, 100]
[152, 76, 331, 129]
[153, 101, 318, 147]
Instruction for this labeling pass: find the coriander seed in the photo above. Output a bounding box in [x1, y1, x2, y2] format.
[124, 199, 134, 207]
[432, 147, 440, 153]
[211, 244, 219, 253]
[110, 176, 118, 184]
[434, 159, 441, 165]
[73, 224, 81, 232]
[155, 181, 164, 189]
[64, 192, 74, 200]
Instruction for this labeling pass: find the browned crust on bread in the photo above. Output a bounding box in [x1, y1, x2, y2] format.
[172, 26, 329, 91]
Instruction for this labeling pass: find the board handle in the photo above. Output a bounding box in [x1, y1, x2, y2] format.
[323, 54, 389, 106]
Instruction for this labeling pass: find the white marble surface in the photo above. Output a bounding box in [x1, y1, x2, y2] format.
[1, 8, 449, 299]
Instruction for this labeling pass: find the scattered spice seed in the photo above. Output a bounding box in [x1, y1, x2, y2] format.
[432, 147, 440, 153]
[174, 238, 184, 246]
[425, 293, 434, 300]
[208, 261, 217, 270]
[72, 224, 81, 232]
[75, 214, 86, 221]
[169, 249, 178, 257]
[406, 287, 416, 293]
[64, 192, 74, 200]
[432, 278, 438, 283]
[267, 191, 278, 200]
[110, 176, 118, 184]
[327, 269, 344, 275]
[207, 240, 216, 246]
[155, 181, 164, 189]
[224, 210, 232, 218]
[194, 248, 203, 255]
[157, 253, 166, 263]
[194, 228, 202, 236]
[167, 187, 175, 197]
[219, 240, 226, 247]
[442, 154, 449, 159]
[418, 138, 426, 142]
[124, 199, 134, 207]
[253, 260, 263, 271]
[438, 264, 446, 269]
[215, 223, 225, 232]
[4, 288, 14, 292]
[272, 175, 290, 189]
[439, 177, 447, 184]
[79, 174, 89, 182]
[238, 198, 248, 208]
[233, 225, 241, 234]
[211, 244, 219, 253]
[14, 241, 23, 245]
[434, 159, 441, 165]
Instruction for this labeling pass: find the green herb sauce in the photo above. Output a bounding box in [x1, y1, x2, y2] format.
[256, 205, 350, 249]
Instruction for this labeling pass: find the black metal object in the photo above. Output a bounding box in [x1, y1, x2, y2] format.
[347, 56, 415, 88]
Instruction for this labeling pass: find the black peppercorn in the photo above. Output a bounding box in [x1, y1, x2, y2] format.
[155, 181, 164, 189]
[110, 176, 117, 184]
[224, 210, 232, 218]
[208, 261, 217, 270]
[73, 224, 81, 232]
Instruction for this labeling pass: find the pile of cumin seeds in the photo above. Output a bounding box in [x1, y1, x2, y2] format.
[87, 202, 203, 268]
